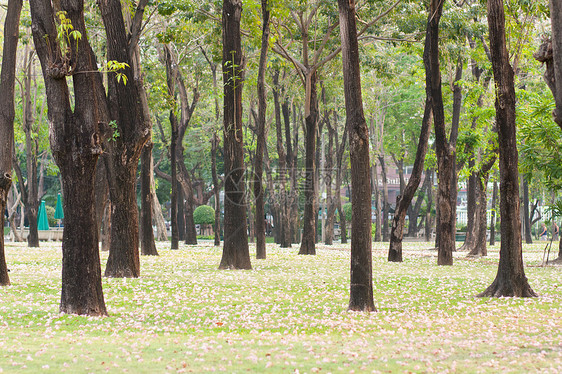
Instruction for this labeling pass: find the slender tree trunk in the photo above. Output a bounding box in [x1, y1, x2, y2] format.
[220, 0, 251, 270]
[253, 0, 270, 258]
[299, 72, 319, 255]
[211, 133, 222, 246]
[522, 178, 532, 244]
[379, 155, 389, 242]
[0, 0, 22, 285]
[29, 0, 108, 314]
[339, 0, 375, 312]
[388, 99, 432, 262]
[478, 0, 536, 297]
[140, 143, 158, 255]
[489, 180, 498, 246]
[325, 120, 335, 245]
[425, 0, 455, 265]
[170, 112, 179, 249]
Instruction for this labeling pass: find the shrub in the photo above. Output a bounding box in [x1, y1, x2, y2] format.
[193, 205, 215, 225]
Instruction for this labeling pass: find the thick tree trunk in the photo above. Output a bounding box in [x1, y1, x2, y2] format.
[339, 0, 375, 312]
[299, 72, 319, 255]
[99, 0, 150, 278]
[104, 160, 140, 277]
[478, 0, 536, 297]
[140, 143, 158, 256]
[220, 0, 251, 270]
[0, 0, 21, 285]
[29, 0, 108, 314]
[388, 99, 432, 262]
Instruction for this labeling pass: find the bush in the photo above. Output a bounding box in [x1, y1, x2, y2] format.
[343, 203, 352, 223]
[45, 206, 57, 227]
[193, 205, 215, 225]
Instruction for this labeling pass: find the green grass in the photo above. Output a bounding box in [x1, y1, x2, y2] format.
[1, 241, 561, 373]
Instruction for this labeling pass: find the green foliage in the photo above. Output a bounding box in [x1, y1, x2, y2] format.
[343, 202, 352, 223]
[108, 120, 120, 141]
[45, 205, 57, 227]
[193, 205, 215, 225]
[56, 11, 82, 52]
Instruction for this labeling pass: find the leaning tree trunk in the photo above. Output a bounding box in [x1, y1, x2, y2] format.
[0, 0, 22, 286]
[339, 0, 375, 312]
[388, 99, 432, 262]
[99, 0, 150, 278]
[140, 142, 158, 255]
[478, 0, 536, 298]
[219, 0, 251, 270]
[379, 155, 390, 242]
[29, 0, 107, 314]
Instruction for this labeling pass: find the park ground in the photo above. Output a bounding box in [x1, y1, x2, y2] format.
[1, 241, 561, 373]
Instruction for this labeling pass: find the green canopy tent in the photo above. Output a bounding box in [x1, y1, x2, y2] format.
[37, 200, 50, 231]
[54, 193, 64, 225]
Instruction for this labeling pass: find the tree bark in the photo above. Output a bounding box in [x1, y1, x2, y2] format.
[379, 155, 389, 242]
[299, 71, 319, 255]
[548, 0, 562, 129]
[140, 142, 158, 255]
[478, 0, 536, 297]
[388, 99, 432, 262]
[489, 180, 498, 246]
[219, 0, 251, 270]
[29, 0, 108, 314]
[425, 0, 455, 266]
[99, 0, 151, 278]
[252, 0, 270, 258]
[211, 133, 222, 246]
[338, 0, 375, 312]
[0, 0, 22, 285]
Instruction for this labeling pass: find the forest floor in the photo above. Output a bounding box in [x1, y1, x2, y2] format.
[1, 240, 561, 373]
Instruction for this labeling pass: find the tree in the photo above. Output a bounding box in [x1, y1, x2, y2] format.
[0, 0, 23, 286]
[29, 0, 107, 314]
[338, 0, 375, 312]
[194, 205, 215, 235]
[219, 0, 252, 270]
[99, 0, 151, 278]
[477, 0, 536, 298]
[253, 0, 271, 258]
[547, 0, 562, 131]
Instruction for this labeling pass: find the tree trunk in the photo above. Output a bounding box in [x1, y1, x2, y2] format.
[372, 162, 382, 243]
[489, 180, 498, 246]
[99, 0, 150, 278]
[219, 0, 251, 270]
[140, 142, 158, 255]
[29, 0, 108, 314]
[273, 71, 291, 249]
[299, 71, 319, 255]
[425, 0, 455, 265]
[379, 155, 389, 242]
[170, 111, 179, 249]
[460, 160, 478, 251]
[252, 0, 270, 258]
[522, 178, 532, 244]
[0, 0, 22, 286]
[548, 0, 562, 130]
[211, 133, 222, 246]
[388, 99, 432, 262]
[325, 119, 335, 245]
[338, 0, 375, 312]
[478, 0, 536, 297]
[94, 159, 110, 252]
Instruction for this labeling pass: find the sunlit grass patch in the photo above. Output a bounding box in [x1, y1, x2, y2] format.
[1, 240, 561, 373]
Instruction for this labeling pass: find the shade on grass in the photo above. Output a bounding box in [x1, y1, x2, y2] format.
[37, 200, 49, 231]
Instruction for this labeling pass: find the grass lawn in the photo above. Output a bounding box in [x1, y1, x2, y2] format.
[1, 240, 561, 373]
